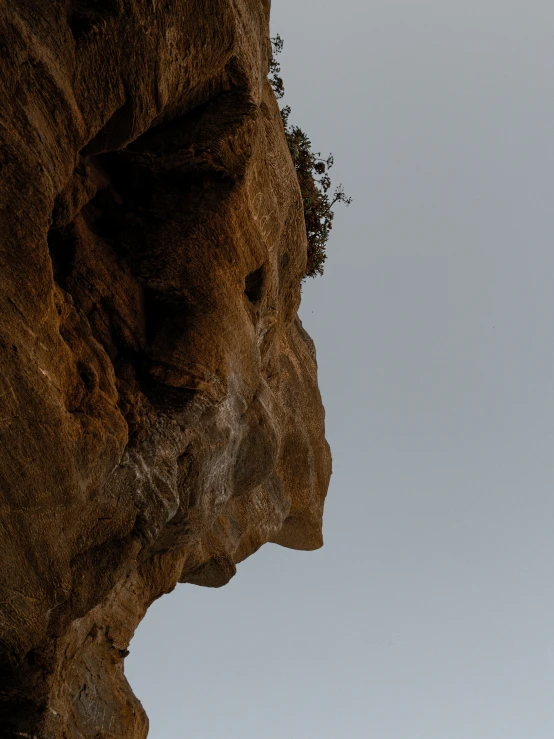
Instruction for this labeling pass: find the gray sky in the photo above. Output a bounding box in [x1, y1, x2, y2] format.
[127, 2, 554, 736]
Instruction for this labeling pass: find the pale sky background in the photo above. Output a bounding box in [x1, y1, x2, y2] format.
[126, 2, 554, 736]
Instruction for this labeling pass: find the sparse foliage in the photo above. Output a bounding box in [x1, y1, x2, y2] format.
[270, 35, 352, 278]
[268, 34, 285, 100]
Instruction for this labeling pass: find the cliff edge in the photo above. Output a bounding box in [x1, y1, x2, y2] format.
[0, 2, 331, 736]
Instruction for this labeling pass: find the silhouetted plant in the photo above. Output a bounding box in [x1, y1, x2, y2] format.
[269, 34, 285, 100]
[270, 35, 352, 278]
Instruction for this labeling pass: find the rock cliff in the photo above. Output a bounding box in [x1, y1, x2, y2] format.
[0, 1, 331, 736]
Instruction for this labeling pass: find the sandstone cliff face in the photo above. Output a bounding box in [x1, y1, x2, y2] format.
[0, 2, 331, 736]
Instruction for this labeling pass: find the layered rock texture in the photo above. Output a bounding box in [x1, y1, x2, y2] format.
[0, 1, 331, 736]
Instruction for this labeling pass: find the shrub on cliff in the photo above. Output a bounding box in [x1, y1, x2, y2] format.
[270, 35, 352, 278]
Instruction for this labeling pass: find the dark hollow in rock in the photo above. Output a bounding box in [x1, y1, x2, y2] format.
[245, 265, 265, 305]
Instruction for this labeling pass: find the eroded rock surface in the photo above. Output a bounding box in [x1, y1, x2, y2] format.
[0, 1, 331, 736]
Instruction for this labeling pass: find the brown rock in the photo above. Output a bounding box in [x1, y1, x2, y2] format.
[0, 1, 331, 735]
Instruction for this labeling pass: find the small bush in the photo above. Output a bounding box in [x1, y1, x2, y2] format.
[270, 35, 352, 278]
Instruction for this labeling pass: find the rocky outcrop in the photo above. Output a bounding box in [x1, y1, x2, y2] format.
[0, 1, 331, 736]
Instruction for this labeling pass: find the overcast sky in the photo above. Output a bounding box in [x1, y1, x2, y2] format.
[127, 2, 554, 736]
